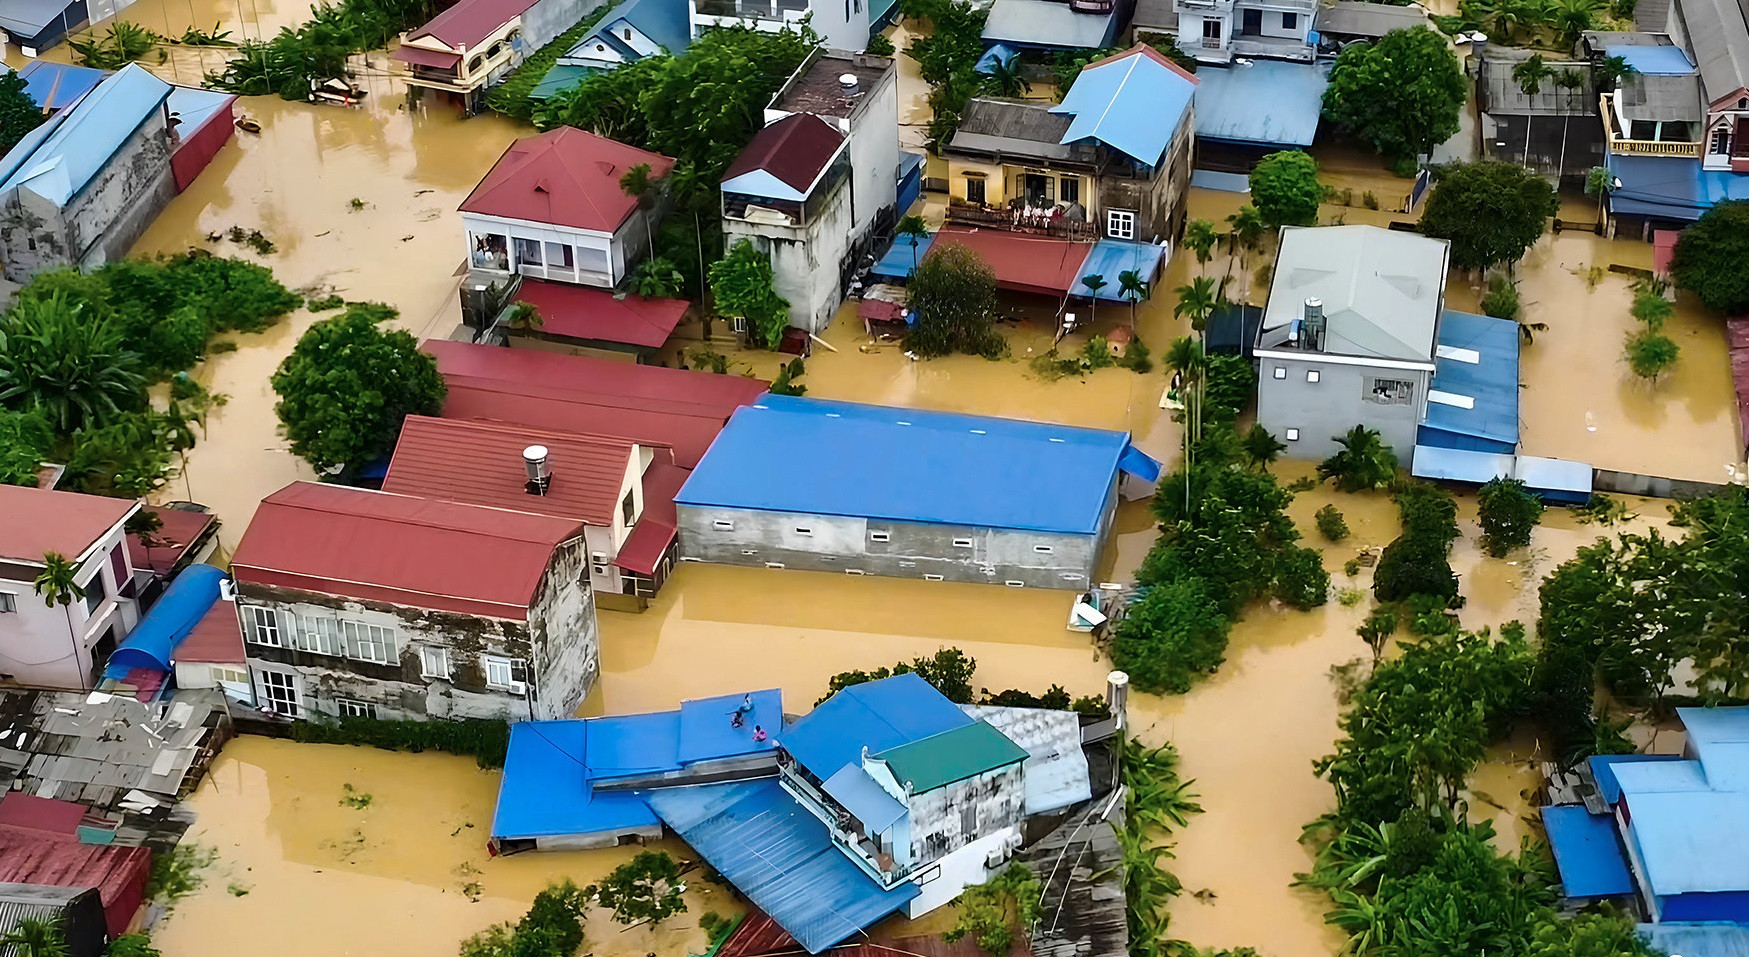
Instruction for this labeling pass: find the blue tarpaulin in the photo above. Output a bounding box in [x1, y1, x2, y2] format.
[1608, 154, 1749, 222]
[975, 43, 1018, 74]
[1077, 239, 1166, 301]
[647, 779, 920, 953]
[782, 673, 973, 782]
[1193, 60, 1330, 147]
[1420, 310, 1520, 454]
[868, 231, 934, 283]
[1118, 445, 1162, 483]
[1541, 805, 1635, 898]
[102, 564, 225, 679]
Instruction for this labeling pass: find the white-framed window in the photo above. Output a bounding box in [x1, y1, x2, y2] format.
[82, 576, 104, 617]
[257, 668, 300, 717]
[591, 551, 607, 563]
[846, 569, 866, 576]
[1106, 209, 1136, 240]
[0, 592, 14, 614]
[794, 527, 813, 536]
[1005, 580, 1025, 588]
[343, 621, 396, 664]
[1282, 11, 1297, 27]
[1272, 366, 1286, 379]
[1307, 370, 1321, 383]
[293, 616, 344, 656]
[1712, 126, 1731, 154]
[484, 655, 527, 691]
[1366, 377, 1416, 405]
[336, 699, 377, 719]
[244, 605, 282, 647]
[869, 531, 890, 543]
[1286, 428, 1301, 441]
[765, 561, 786, 569]
[952, 538, 973, 548]
[924, 574, 945, 581]
[713, 520, 734, 530]
[421, 646, 452, 680]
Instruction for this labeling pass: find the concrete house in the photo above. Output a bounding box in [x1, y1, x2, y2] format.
[1166, 0, 1315, 63]
[393, 0, 591, 113]
[228, 481, 598, 722]
[383, 415, 689, 604]
[944, 45, 1196, 244]
[1672, 0, 1749, 170]
[0, 486, 142, 691]
[1254, 225, 1452, 464]
[674, 395, 1159, 589]
[981, 0, 1129, 52]
[689, 0, 866, 56]
[0, 63, 174, 283]
[537, 0, 691, 95]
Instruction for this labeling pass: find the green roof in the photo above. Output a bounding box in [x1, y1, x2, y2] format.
[874, 721, 1028, 793]
[531, 64, 590, 100]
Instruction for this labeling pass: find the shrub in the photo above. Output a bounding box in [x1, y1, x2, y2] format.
[287, 716, 510, 768]
[1316, 504, 1351, 542]
[864, 32, 895, 55]
[593, 851, 687, 926]
[1481, 274, 1521, 321]
[904, 242, 1004, 359]
[1274, 545, 1331, 610]
[461, 879, 587, 957]
[1477, 477, 1544, 557]
[1111, 578, 1234, 694]
[943, 864, 1042, 956]
[1374, 483, 1461, 603]
[1317, 425, 1399, 492]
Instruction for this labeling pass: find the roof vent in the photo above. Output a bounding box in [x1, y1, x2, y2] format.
[839, 72, 859, 94]
[523, 445, 552, 495]
[1302, 297, 1325, 352]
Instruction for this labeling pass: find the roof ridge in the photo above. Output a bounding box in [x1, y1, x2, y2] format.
[403, 412, 646, 449]
[266, 484, 582, 543]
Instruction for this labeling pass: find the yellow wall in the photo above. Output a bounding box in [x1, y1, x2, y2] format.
[944, 157, 1092, 213]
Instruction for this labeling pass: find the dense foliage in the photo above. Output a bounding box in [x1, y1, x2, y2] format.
[1112, 577, 1234, 694]
[1117, 739, 1204, 957]
[1420, 162, 1560, 270]
[904, 0, 988, 149]
[708, 240, 790, 349]
[207, 0, 441, 97]
[271, 306, 446, 471]
[1322, 27, 1466, 161]
[592, 851, 686, 926]
[1248, 151, 1323, 228]
[1317, 425, 1398, 492]
[288, 716, 511, 767]
[459, 880, 587, 957]
[944, 864, 1042, 955]
[1316, 504, 1351, 542]
[0, 70, 45, 157]
[1671, 200, 1749, 314]
[822, 648, 1106, 715]
[1478, 477, 1544, 556]
[485, 7, 611, 122]
[1373, 481, 1461, 604]
[905, 242, 1004, 358]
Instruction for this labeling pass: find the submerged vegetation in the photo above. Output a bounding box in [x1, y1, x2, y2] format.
[206, 0, 441, 98]
[460, 879, 587, 957]
[822, 647, 1107, 715]
[1117, 739, 1207, 957]
[288, 715, 511, 768]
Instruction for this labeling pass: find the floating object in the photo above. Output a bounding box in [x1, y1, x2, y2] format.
[235, 116, 261, 133]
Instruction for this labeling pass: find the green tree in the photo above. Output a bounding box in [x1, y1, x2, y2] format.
[1112, 577, 1234, 694]
[1248, 151, 1322, 228]
[820, 648, 978, 704]
[942, 864, 1042, 956]
[619, 161, 660, 256]
[1224, 203, 1267, 299]
[1624, 328, 1679, 381]
[1420, 161, 1560, 271]
[864, 32, 895, 56]
[1080, 273, 1108, 324]
[1511, 53, 1553, 95]
[1275, 544, 1332, 610]
[0, 70, 45, 157]
[1172, 276, 1218, 334]
[1241, 423, 1286, 472]
[1477, 477, 1544, 557]
[0, 408, 52, 486]
[0, 917, 67, 957]
[270, 306, 446, 472]
[631, 255, 685, 299]
[1594, 54, 1637, 91]
[896, 214, 929, 276]
[593, 851, 686, 926]
[1373, 482, 1460, 604]
[904, 242, 1003, 359]
[1317, 425, 1399, 492]
[1322, 27, 1466, 161]
[0, 293, 146, 434]
[709, 239, 791, 350]
[982, 55, 1030, 96]
[1670, 199, 1749, 315]
[461, 879, 586, 957]
[1117, 268, 1149, 328]
[1316, 504, 1351, 542]
[33, 552, 84, 608]
[1183, 218, 1220, 274]
[1550, 0, 1602, 42]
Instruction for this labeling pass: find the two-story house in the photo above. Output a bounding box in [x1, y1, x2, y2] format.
[688, 0, 866, 55]
[393, 0, 592, 113]
[944, 44, 1196, 244]
[538, 0, 691, 94]
[1670, 0, 1749, 169]
[1161, 0, 1316, 63]
[228, 481, 598, 722]
[0, 486, 143, 690]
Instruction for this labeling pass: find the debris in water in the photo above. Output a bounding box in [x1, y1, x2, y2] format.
[339, 783, 373, 809]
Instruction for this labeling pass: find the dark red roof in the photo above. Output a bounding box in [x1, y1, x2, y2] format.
[421, 340, 769, 468]
[460, 128, 675, 232]
[230, 482, 584, 620]
[614, 456, 687, 574]
[514, 279, 688, 349]
[0, 486, 136, 565]
[383, 415, 645, 527]
[175, 602, 246, 665]
[0, 824, 151, 938]
[125, 507, 216, 577]
[931, 226, 1090, 298]
[722, 113, 845, 194]
[393, 43, 463, 68]
[403, 0, 538, 51]
[1110, 41, 1200, 85]
[0, 795, 84, 837]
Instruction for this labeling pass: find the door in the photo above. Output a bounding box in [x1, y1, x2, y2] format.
[965, 175, 986, 206]
[1201, 17, 1222, 47]
[1023, 173, 1051, 207]
[256, 668, 302, 717]
[1240, 8, 1262, 34]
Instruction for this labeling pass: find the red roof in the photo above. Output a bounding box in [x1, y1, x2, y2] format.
[614, 457, 688, 574]
[230, 482, 584, 620]
[175, 602, 247, 664]
[383, 415, 646, 527]
[930, 226, 1091, 298]
[422, 340, 769, 468]
[722, 113, 845, 194]
[393, 43, 463, 68]
[514, 279, 688, 349]
[0, 486, 136, 565]
[0, 824, 151, 938]
[1109, 41, 1200, 85]
[460, 128, 675, 233]
[0, 795, 84, 837]
[125, 507, 216, 577]
[403, 0, 538, 51]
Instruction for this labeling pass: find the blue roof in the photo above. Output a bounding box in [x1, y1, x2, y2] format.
[1051, 48, 1196, 168]
[1421, 310, 1520, 449]
[1638, 923, 1749, 957]
[1606, 44, 1695, 75]
[1607, 154, 1749, 222]
[586, 711, 684, 780]
[16, 61, 104, 113]
[823, 765, 907, 833]
[676, 395, 1133, 535]
[1077, 238, 1165, 302]
[975, 43, 1019, 74]
[1541, 804, 1635, 898]
[1679, 707, 1749, 790]
[781, 673, 974, 782]
[491, 721, 661, 840]
[648, 780, 919, 953]
[1410, 446, 1592, 503]
[1193, 59, 1329, 147]
[102, 564, 225, 679]
[1590, 753, 1686, 806]
[868, 230, 934, 282]
[561, 0, 690, 69]
[533, 64, 591, 99]
[0, 63, 171, 209]
[1608, 712, 1749, 898]
[677, 689, 783, 764]
[167, 85, 235, 136]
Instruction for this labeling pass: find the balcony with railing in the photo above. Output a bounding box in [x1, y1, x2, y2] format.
[1600, 94, 1703, 158]
[946, 202, 1099, 240]
[778, 762, 914, 888]
[695, 0, 808, 21]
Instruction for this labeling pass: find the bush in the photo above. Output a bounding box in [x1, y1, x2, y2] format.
[864, 32, 895, 55]
[943, 864, 1042, 956]
[287, 716, 510, 767]
[485, 7, 610, 121]
[905, 242, 1004, 358]
[820, 648, 977, 704]
[1477, 477, 1544, 557]
[1203, 352, 1257, 425]
[1111, 578, 1233, 694]
[1274, 544, 1331, 609]
[462, 879, 587, 957]
[1316, 504, 1351, 542]
[1481, 274, 1521, 321]
[593, 851, 687, 926]
[1317, 425, 1399, 492]
[1374, 482, 1460, 603]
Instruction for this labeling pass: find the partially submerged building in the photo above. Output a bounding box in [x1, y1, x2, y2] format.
[688, 0, 867, 56]
[228, 482, 598, 722]
[1189, 59, 1331, 166]
[981, 0, 1128, 53]
[1479, 48, 1603, 177]
[393, 0, 591, 112]
[674, 395, 1158, 589]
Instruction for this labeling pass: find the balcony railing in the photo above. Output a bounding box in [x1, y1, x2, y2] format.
[947, 202, 1099, 240]
[1200, 36, 1222, 48]
[779, 765, 914, 886]
[1600, 93, 1703, 158]
[696, 0, 806, 19]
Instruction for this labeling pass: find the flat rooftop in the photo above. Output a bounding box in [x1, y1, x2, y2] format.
[771, 51, 891, 119]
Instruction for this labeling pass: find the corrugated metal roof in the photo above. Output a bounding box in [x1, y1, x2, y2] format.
[1478, 54, 1596, 115]
[1052, 45, 1196, 169]
[1606, 153, 1749, 221]
[1638, 922, 1749, 957]
[1421, 310, 1521, 449]
[1540, 805, 1635, 897]
[1608, 42, 1697, 74]
[949, 97, 1076, 161]
[961, 705, 1091, 814]
[1078, 239, 1165, 301]
[0, 63, 169, 208]
[781, 674, 974, 782]
[1192, 59, 1329, 146]
[822, 765, 906, 833]
[982, 0, 1116, 49]
[0, 485, 135, 565]
[1620, 72, 1703, 120]
[674, 394, 1132, 535]
[171, 601, 246, 665]
[516, 281, 688, 348]
[873, 721, 1027, 793]
[1674, 0, 1749, 103]
[676, 690, 783, 765]
[1260, 225, 1449, 362]
[647, 780, 920, 954]
[1316, 1, 1430, 37]
[459, 128, 675, 232]
[722, 113, 845, 199]
[102, 564, 225, 677]
[930, 225, 1094, 297]
[125, 506, 216, 577]
[16, 61, 104, 112]
[0, 825, 150, 938]
[491, 720, 661, 841]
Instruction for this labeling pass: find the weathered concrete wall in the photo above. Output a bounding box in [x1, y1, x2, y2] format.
[845, 59, 900, 236]
[1592, 470, 1732, 501]
[1097, 116, 1193, 243]
[724, 180, 854, 333]
[906, 827, 1020, 917]
[525, 539, 598, 720]
[906, 762, 1026, 868]
[676, 504, 1105, 589]
[523, 0, 604, 52]
[1257, 354, 1428, 463]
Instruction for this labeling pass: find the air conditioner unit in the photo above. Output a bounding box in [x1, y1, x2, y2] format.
[985, 847, 1007, 869]
[507, 680, 527, 696]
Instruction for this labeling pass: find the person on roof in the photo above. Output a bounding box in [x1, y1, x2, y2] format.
[753, 725, 768, 743]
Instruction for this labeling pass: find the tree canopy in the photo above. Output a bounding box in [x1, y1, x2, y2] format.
[592, 851, 687, 926]
[1322, 27, 1467, 161]
[1670, 199, 1749, 315]
[271, 306, 446, 472]
[708, 239, 790, 349]
[1317, 425, 1398, 492]
[1248, 151, 1323, 228]
[1419, 161, 1560, 270]
[1476, 476, 1543, 557]
[0, 70, 45, 157]
[904, 242, 1003, 358]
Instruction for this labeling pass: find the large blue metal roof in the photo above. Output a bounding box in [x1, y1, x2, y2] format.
[0, 63, 171, 208]
[782, 674, 974, 782]
[1638, 922, 1749, 957]
[647, 780, 919, 953]
[1541, 804, 1635, 898]
[1410, 446, 1592, 503]
[1051, 47, 1196, 169]
[103, 564, 225, 678]
[1610, 712, 1749, 897]
[1421, 310, 1520, 451]
[491, 721, 661, 841]
[677, 689, 783, 764]
[675, 395, 1134, 535]
[1193, 59, 1329, 147]
[1607, 154, 1749, 222]
[1589, 753, 1687, 806]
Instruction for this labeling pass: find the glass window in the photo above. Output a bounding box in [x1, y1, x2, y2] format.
[484, 655, 526, 690]
[1712, 127, 1732, 154]
[1202, 17, 1221, 40]
[622, 490, 636, 525]
[1286, 428, 1301, 441]
[337, 699, 377, 719]
[258, 669, 299, 717]
[965, 175, 986, 206]
[1059, 177, 1079, 205]
[544, 242, 574, 268]
[0, 592, 14, 614]
[293, 617, 344, 656]
[245, 606, 281, 646]
[1282, 11, 1297, 27]
[421, 646, 452, 679]
[1366, 378, 1415, 405]
[1107, 209, 1136, 240]
[471, 233, 508, 270]
[1307, 370, 1321, 383]
[343, 621, 396, 664]
[81, 574, 105, 617]
[513, 237, 543, 269]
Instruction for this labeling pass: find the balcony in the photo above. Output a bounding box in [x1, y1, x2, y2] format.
[779, 764, 914, 887]
[1231, 34, 1313, 61]
[695, 0, 807, 21]
[1600, 94, 1703, 159]
[946, 202, 1099, 240]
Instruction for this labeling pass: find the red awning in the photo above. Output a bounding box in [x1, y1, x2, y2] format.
[928, 226, 1093, 298]
[0, 794, 84, 837]
[515, 280, 689, 350]
[1653, 229, 1679, 276]
[614, 520, 676, 576]
[393, 44, 461, 69]
[858, 297, 906, 323]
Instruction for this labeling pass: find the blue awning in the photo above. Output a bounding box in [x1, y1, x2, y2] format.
[102, 564, 225, 677]
[1118, 444, 1161, 483]
[1410, 446, 1591, 504]
[868, 231, 934, 283]
[1078, 239, 1166, 301]
[823, 765, 906, 833]
[1542, 804, 1635, 898]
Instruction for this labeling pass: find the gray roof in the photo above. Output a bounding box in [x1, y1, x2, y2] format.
[1621, 72, 1705, 119]
[983, 0, 1115, 48]
[1479, 53, 1597, 114]
[1674, 0, 1749, 102]
[1020, 796, 1128, 957]
[1581, 28, 1676, 48]
[1259, 225, 1449, 363]
[1316, 1, 1431, 38]
[1637, 0, 1675, 30]
[1131, 0, 1177, 32]
[947, 97, 1081, 162]
[961, 704, 1091, 815]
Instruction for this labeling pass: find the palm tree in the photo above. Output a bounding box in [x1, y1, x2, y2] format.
[896, 214, 929, 277]
[0, 293, 146, 434]
[1183, 219, 1218, 277]
[1551, 0, 1601, 43]
[1224, 204, 1266, 300]
[619, 162, 659, 262]
[1163, 336, 1207, 511]
[1512, 54, 1554, 96]
[1317, 425, 1399, 492]
[1241, 423, 1287, 472]
[1081, 273, 1107, 323]
[1585, 165, 1615, 234]
[1117, 269, 1148, 329]
[1595, 54, 1638, 93]
[983, 56, 1030, 96]
[32, 552, 83, 608]
[126, 510, 166, 573]
[1172, 277, 1218, 335]
[0, 917, 68, 957]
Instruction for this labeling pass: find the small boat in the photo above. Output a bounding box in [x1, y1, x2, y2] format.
[235, 115, 261, 133]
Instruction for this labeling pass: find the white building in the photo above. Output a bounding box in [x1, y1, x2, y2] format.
[688, 0, 867, 54]
[1135, 0, 1316, 62]
[0, 486, 143, 690]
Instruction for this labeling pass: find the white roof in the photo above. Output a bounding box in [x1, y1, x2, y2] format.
[1260, 225, 1450, 362]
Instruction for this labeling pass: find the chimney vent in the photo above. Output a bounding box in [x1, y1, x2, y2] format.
[523, 445, 551, 495]
[839, 72, 859, 94]
[1302, 297, 1325, 352]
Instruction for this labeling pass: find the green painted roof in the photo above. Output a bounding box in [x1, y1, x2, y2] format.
[873, 721, 1028, 793]
[531, 64, 590, 100]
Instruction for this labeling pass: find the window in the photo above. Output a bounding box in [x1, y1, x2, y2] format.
[336, 699, 377, 719]
[513, 237, 543, 269]
[1106, 209, 1136, 240]
[258, 669, 299, 717]
[212, 666, 249, 685]
[624, 26, 633, 39]
[1286, 428, 1301, 441]
[1366, 378, 1415, 405]
[965, 175, 986, 206]
[846, 569, 865, 575]
[794, 527, 813, 536]
[467, 55, 485, 74]
[245, 606, 282, 647]
[924, 574, 945, 581]
[1005, 580, 1025, 588]
[1033, 544, 1054, 554]
[421, 646, 452, 680]
[1712, 126, 1732, 154]
[545, 242, 575, 269]
[869, 531, 890, 543]
[622, 490, 637, 526]
[593, 564, 609, 576]
[343, 621, 396, 664]
[1307, 370, 1321, 383]
[1272, 366, 1286, 379]
[294, 617, 344, 656]
[765, 562, 786, 569]
[1201, 17, 1221, 41]
[951, 538, 973, 548]
[82, 576, 104, 617]
[0, 593, 14, 614]
[1059, 176, 1080, 205]
[713, 519, 735, 530]
[484, 655, 527, 691]
[471, 233, 509, 270]
[1282, 11, 1297, 27]
[960, 802, 979, 833]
